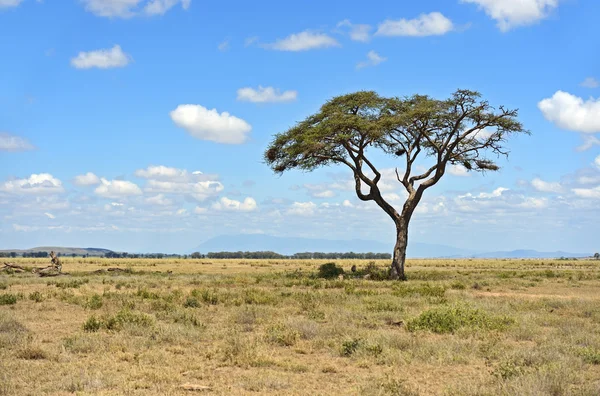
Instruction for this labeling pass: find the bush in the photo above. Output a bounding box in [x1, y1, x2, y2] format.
[0, 283, 7, 290]
[83, 316, 102, 332]
[86, 294, 103, 310]
[317, 263, 344, 279]
[183, 296, 201, 308]
[266, 323, 300, 346]
[0, 294, 18, 306]
[28, 291, 45, 303]
[578, 347, 600, 365]
[340, 338, 361, 356]
[406, 303, 514, 334]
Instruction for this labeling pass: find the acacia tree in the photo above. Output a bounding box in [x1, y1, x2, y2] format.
[265, 90, 527, 280]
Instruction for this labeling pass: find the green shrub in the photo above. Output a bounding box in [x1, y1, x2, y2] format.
[48, 279, 89, 289]
[407, 303, 514, 334]
[340, 338, 361, 356]
[578, 347, 600, 365]
[28, 291, 45, 303]
[0, 283, 7, 290]
[450, 281, 466, 290]
[105, 310, 154, 331]
[0, 294, 18, 306]
[83, 316, 102, 332]
[317, 263, 344, 279]
[266, 323, 300, 346]
[183, 296, 201, 308]
[86, 294, 103, 310]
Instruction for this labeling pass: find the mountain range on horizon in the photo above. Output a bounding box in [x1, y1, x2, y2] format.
[192, 234, 592, 259]
[1, 235, 593, 259]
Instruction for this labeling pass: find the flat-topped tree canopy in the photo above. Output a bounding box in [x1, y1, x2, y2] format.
[265, 89, 528, 280]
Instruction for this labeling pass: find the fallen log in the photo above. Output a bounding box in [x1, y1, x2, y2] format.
[1, 262, 26, 273]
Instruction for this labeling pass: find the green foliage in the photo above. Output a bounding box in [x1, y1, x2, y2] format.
[578, 347, 600, 365]
[340, 338, 361, 356]
[0, 294, 18, 305]
[83, 316, 102, 332]
[406, 303, 514, 334]
[28, 291, 45, 303]
[191, 288, 220, 305]
[85, 294, 103, 310]
[0, 283, 7, 290]
[317, 263, 344, 279]
[183, 296, 201, 308]
[47, 279, 89, 289]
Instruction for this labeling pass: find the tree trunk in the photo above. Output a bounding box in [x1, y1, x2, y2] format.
[389, 224, 408, 280]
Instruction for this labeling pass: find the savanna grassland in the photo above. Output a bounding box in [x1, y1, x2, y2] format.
[2, 258, 600, 395]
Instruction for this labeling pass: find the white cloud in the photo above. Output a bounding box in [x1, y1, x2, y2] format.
[263, 31, 340, 51]
[0, 0, 23, 8]
[81, 0, 190, 18]
[70, 45, 131, 69]
[287, 201, 317, 216]
[218, 40, 229, 51]
[576, 136, 600, 152]
[245, 36, 259, 47]
[145, 180, 223, 201]
[0, 132, 35, 152]
[170, 104, 252, 144]
[134, 165, 216, 182]
[461, 0, 559, 31]
[538, 91, 600, 134]
[382, 193, 403, 202]
[44, 212, 56, 219]
[1, 174, 64, 195]
[73, 172, 101, 186]
[94, 178, 142, 198]
[337, 20, 372, 42]
[193, 206, 207, 214]
[146, 194, 173, 206]
[572, 186, 600, 199]
[356, 50, 387, 69]
[376, 12, 454, 37]
[237, 86, 297, 103]
[313, 190, 335, 198]
[342, 200, 354, 208]
[212, 197, 257, 212]
[448, 165, 470, 177]
[531, 178, 563, 193]
[595, 155, 600, 170]
[580, 77, 599, 89]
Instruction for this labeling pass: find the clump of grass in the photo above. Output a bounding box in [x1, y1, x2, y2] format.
[0, 294, 18, 306]
[136, 288, 159, 299]
[48, 279, 89, 289]
[83, 310, 154, 332]
[0, 282, 8, 290]
[450, 281, 466, 290]
[578, 347, 600, 364]
[183, 296, 201, 308]
[266, 323, 300, 346]
[191, 288, 220, 305]
[340, 338, 361, 356]
[28, 291, 45, 303]
[85, 294, 103, 310]
[16, 345, 48, 360]
[393, 283, 446, 298]
[406, 303, 514, 334]
[317, 263, 344, 279]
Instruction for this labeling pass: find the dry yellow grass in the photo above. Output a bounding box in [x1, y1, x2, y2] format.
[1, 258, 600, 395]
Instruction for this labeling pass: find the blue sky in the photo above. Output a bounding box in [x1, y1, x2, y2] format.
[1, 0, 599, 253]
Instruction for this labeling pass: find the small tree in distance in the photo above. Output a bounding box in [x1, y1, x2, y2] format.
[265, 90, 528, 280]
[594, 253, 600, 260]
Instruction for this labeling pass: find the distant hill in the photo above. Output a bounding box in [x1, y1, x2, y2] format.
[192, 234, 591, 259]
[192, 234, 477, 257]
[0, 247, 114, 257]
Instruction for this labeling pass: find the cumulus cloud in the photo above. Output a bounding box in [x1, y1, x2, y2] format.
[376, 12, 454, 37]
[0, 132, 35, 152]
[1, 174, 64, 195]
[538, 91, 600, 134]
[170, 104, 251, 144]
[337, 20, 372, 42]
[287, 201, 317, 216]
[448, 165, 470, 177]
[73, 172, 101, 186]
[81, 0, 190, 18]
[145, 194, 173, 206]
[0, 0, 23, 8]
[581, 77, 599, 89]
[595, 155, 600, 170]
[237, 86, 297, 103]
[135, 165, 217, 182]
[94, 178, 142, 198]
[572, 186, 600, 199]
[145, 180, 223, 201]
[212, 197, 257, 212]
[461, 0, 560, 31]
[531, 178, 563, 193]
[70, 45, 131, 69]
[263, 31, 340, 51]
[357, 51, 387, 69]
